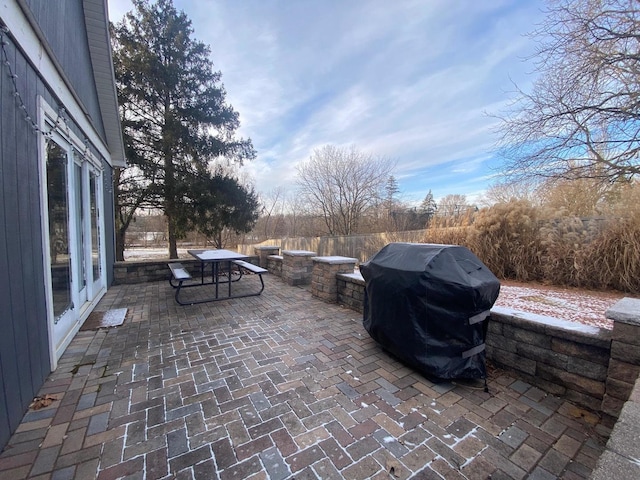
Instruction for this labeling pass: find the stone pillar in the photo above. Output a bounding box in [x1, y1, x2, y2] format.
[311, 256, 357, 302]
[267, 255, 283, 277]
[254, 246, 280, 268]
[281, 250, 316, 286]
[602, 297, 640, 421]
[591, 375, 640, 480]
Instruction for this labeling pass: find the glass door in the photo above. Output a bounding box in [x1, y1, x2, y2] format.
[44, 136, 107, 362]
[89, 170, 102, 293]
[73, 160, 87, 306]
[40, 100, 108, 366]
[46, 141, 76, 343]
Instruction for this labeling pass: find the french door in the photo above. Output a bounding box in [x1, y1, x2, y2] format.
[42, 130, 105, 366]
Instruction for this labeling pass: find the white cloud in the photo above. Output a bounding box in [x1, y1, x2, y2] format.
[108, 0, 545, 200]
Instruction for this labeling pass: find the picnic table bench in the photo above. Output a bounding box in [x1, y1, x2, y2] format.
[168, 251, 267, 305]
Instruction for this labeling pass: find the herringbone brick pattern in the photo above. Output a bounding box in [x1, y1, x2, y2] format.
[0, 278, 609, 479]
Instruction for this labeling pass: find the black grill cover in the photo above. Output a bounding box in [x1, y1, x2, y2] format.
[360, 243, 500, 381]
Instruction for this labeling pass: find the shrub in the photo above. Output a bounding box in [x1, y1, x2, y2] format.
[538, 215, 595, 287]
[422, 226, 471, 246]
[580, 216, 640, 292]
[468, 200, 541, 281]
[420, 192, 640, 293]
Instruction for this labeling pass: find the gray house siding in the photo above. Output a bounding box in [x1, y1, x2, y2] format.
[24, 0, 118, 286]
[24, 0, 106, 139]
[0, 0, 120, 449]
[0, 34, 51, 449]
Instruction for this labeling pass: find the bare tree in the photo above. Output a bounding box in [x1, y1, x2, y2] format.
[438, 194, 469, 218]
[498, 0, 640, 184]
[258, 187, 286, 239]
[479, 179, 540, 207]
[296, 145, 395, 235]
[537, 175, 630, 216]
[434, 194, 476, 227]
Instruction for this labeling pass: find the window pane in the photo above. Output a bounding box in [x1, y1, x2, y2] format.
[74, 162, 86, 290]
[90, 172, 101, 282]
[46, 142, 72, 319]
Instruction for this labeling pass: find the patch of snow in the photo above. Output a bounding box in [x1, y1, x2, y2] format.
[341, 272, 364, 281]
[491, 306, 605, 335]
[494, 283, 624, 330]
[123, 247, 191, 260]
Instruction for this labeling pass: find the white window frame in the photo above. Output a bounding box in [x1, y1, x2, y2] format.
[38, 97, 108, 369]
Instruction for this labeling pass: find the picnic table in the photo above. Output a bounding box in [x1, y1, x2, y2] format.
[168, 249, 267, 305]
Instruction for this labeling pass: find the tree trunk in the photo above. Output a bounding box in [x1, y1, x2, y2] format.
[167, 214, 178, 259]
[115, 228, 126, 261]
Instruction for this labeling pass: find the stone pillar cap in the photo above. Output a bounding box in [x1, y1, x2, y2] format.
[606, 297, 640, 326]
[312, 256, 358, 264]
[282, 250, 317, 256]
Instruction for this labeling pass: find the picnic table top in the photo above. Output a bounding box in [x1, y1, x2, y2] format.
[188, 249, 248, 261]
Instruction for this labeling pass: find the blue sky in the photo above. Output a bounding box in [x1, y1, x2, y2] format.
[107, 0, 546, 205]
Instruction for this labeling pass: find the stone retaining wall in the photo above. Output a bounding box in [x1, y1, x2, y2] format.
[337, 272, 366, 312]
[112, 257, 259, 285]
[267, 255, 283, 277]
[281, 250, 316, 286]
[591, 375, 640, 479]
[488, 307, 611, 420]
[602, 297, 640, 421]
[334, 271, 640, 424]
[311, 256, 357, 302]
[113, 259, 185, 284]
[255, 246, 279, 268]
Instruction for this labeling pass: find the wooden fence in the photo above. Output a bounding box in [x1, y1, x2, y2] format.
[237, 229, 429, 263]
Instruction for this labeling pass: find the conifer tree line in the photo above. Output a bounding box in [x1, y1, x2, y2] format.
[111, 0, 259, 259]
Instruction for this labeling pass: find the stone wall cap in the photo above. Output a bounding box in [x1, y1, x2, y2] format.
[312, 256, 358, 264]
[282, 250, 317, 256]
[590, 450, 640, 480]
[491, 306, 607, 336]
[606, 297, 640, 326]
[338, 272, 365, 283]
[268, 255, 283, 260]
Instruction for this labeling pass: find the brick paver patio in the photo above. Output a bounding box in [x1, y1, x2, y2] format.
[0, 277, 609, 479]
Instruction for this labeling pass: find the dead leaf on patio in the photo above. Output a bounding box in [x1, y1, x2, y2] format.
[386, 459, 401, 478]
[30, 394, 58, 410]
[566, 404, 600, 426]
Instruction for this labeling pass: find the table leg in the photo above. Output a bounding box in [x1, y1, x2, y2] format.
[214, 262, 219, 299]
